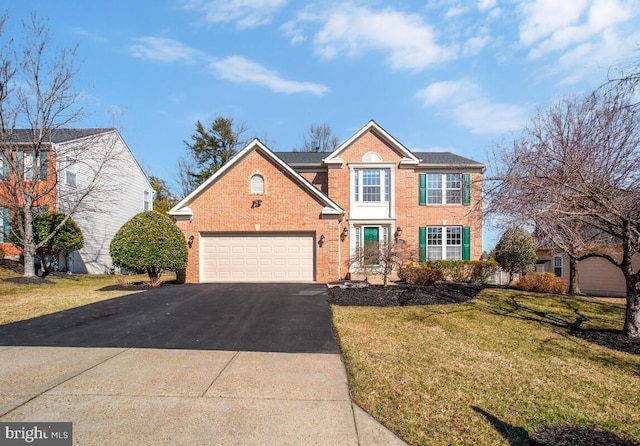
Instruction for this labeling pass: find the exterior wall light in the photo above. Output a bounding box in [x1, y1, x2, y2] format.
[395, 227, 402, 238]
[188, 235, 194, 247]
[319, 234, 325, 247]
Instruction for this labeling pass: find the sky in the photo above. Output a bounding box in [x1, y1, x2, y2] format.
[5, 0, 640, 249]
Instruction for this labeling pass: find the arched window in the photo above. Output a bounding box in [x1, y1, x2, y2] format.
[362, 152, 382, 162]
[251, 175, 264, 194]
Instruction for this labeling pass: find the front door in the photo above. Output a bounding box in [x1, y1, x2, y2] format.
[363, 227, 380, 264]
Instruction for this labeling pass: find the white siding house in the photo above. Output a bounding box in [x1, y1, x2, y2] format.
[42, 129, 151, 274]
[53, 129, 152, 273]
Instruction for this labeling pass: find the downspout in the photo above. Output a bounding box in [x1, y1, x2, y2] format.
[337, 217, 342, 280]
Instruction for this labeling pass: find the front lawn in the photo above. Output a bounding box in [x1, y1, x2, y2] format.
[332, 288, 640, 446]
[0, 265, 175, 325]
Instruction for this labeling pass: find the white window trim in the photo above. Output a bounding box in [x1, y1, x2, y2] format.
[65, 157, 77, 187]
[24, 151, 34, 181]
[425, 225, 463, 261]
[143, 190, 151, 211]
[250, 174, 264, 194]
[425, 173, 463, 205]
[554, 254, 563, 278]
[350, 164, 395, 206]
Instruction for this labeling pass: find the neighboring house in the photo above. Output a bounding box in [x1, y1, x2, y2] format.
[535, 249, 640, 297]
[169, 120, 484, 283]
[0, 129, 153, 274]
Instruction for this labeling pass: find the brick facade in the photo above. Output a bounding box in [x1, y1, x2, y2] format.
[176, 149, 341, 283]
[171, 121, 484, 283]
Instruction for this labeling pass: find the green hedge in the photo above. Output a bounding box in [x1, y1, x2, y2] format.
[399, 259, 498, 284]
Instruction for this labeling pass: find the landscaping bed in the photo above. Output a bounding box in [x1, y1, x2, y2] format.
[327, 282, 485, 306]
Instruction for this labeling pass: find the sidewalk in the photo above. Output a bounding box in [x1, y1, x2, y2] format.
[0, 346, 406, 445]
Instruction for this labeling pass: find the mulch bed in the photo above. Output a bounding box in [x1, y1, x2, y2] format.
[570, 328, 640, 356]
[529, 424, 640, 446]
[327, 282, 485, 306]
[3, 276, 55, 285]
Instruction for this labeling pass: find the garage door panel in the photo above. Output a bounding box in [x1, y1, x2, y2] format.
[200, 233, 314, 282]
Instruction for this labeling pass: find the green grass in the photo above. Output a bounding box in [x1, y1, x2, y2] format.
[332, 288, 640, 446]
[0, 267, 175, 325]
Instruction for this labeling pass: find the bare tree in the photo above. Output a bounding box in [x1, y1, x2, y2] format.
[299, 123, 340, 153]
[349, 238, 413, 286]
[486, 85, 640, 337]
[0, 14, 125, 277]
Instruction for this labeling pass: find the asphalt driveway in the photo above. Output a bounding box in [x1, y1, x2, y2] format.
[0, 283, 338, 353]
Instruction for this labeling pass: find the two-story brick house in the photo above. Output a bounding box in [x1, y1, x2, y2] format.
[0, 129, 153, 274]
[169, 121, 484, 283]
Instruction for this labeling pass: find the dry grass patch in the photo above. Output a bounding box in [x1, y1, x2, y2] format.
[332, 288, 640, 446]
[0, 267, 175, 325]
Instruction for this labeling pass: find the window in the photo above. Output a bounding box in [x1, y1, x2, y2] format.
[0, 208, 9, 243]
[426, 174, 442, 204]
[250, 175, 264, 194]
[554, 255, 563, 277]
[445, 174, 462, 204]
[23, 151, 34, 181]
[420, 173, 470, 206]
[445, 227, 462, 260]
[65, 157, 77, 187]
[424, 173, 461, 204]
[354, 169, 389, 203]
[362, 170, 380, 202]
[143, 190, 151, 211]
[420, 226, 469, 261]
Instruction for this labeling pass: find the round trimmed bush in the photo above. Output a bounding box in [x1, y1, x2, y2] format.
[110, 211, 187, 285]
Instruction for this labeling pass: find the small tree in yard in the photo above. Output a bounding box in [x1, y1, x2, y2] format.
[349, 239, 413, 286]
[493, 227, 537, 284]
[10, 212, 83, 273]
[110, 211, 187, 286]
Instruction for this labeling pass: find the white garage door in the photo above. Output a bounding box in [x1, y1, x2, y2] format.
[200, 233, 315, 282]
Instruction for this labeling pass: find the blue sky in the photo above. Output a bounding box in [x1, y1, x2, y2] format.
[6, 0, 640, 248]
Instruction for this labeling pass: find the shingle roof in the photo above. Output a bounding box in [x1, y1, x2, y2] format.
[273, 152, 328, 165]
[273, 150, 484, 167]
[412, 152, 484, 167]
[7, 128, 115, 144]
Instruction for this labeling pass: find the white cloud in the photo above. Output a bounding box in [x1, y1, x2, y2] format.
[280, 20, 306, 44]
[129, 37, 206, 64]
[519, 0, 589, 46]
[182, 0, 287, 29]
[416, 79, 529, 134]
[463, 36, 491, 56]
[478, 0, 497, 12]
[71, 27, 108, 43]
[209, 56, 330, 95]
[311, 5, 455, 71]
[517, 0, 639, 84]
[520, 0, 633, 57]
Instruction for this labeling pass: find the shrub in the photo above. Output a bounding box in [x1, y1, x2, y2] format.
[513, 272, 567, 294]
[0, 246, 4, 260]
[429, 260, 471, 282]
[110, 211, 188, 286]
[470, 259, 498, 284]
[398, 265, 445, 285]
[493, 227, 537, 283]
